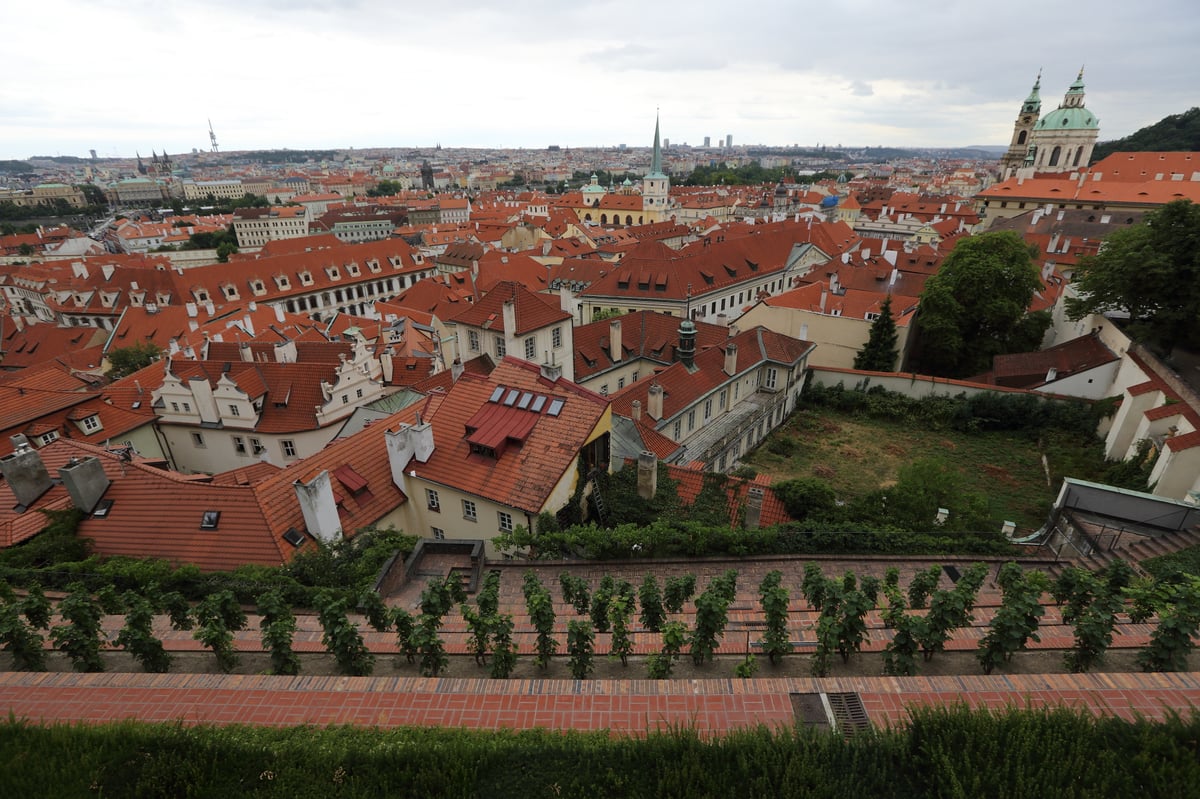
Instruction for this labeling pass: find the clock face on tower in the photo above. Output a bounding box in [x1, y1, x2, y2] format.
[1023, 116, 1031, 123]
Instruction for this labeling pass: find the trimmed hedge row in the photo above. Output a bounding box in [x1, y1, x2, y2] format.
[1, 706, 1198, 797]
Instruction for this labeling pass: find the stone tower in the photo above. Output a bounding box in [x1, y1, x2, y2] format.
[1000, 72, 1042, 177]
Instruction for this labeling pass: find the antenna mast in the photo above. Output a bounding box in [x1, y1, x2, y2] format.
[208, 119, 219, 153]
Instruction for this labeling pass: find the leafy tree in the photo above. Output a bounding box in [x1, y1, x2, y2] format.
[689, 572, 737, 666]
[20, 583, 52, 630]
[359, 590, 392, 633]
[854, 295, 900, 371]
[477, 570, 501, 618]
[523, 572, 557, 668]
[881, 584, 921, 676]
[315, 593, 374, 676]
[907, 565, 943, 609]
[913, 231, 1049, 377]
[411, 615, 447, 677]
[107, 341, 162, 379]
[0, 601, 46, 671]
[192, 590, 246, 673]
[50, 583, 106, 672]
[977, 563, 1049, 674]
[257, 589, 300, 676]
[638, 574, 665, 632]
[735, 653, 759, 678]
[559, 572, 591, 615]
[801, 562, 828, 610]
[488, 613, 518, 679]
[590, 575, 615, 633]
[608, 593, 634, 667]
[115, 592, 171, 673]
[1066, 199, 1200, 353]
[368, 180, 405, 197]
[758, 571, 792, 665]
[647, 621, 686, 679]
[773, 478, 837, 521]
[663, 574, 696, 614]
[461, 604, 492, 666]
[393, 608, 417, 664]
[566, 620, 595, 679]
[1131, 574, 1200, 673]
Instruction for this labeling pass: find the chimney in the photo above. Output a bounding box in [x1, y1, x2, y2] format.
[636, 450, 657, 500]
[0, 439, 53, 510]
[819, 286, 827, 313]
[385, 423, 415, 491]
[205, 301, 215, 316]
[293, 470, 342, 543]
[502, 298, 516, 338]
[451, 358, 464, 381]
[411, 414, 435, 462]
[559, 283, 574, 314]
[609, 319, 622, 362]
[745, 485, 764, 529]
[647, 383, 664, 420]
[274, 304, 286, 323]
[540, 357, 562, 382]
[58, 457, 110, 514]
[724, 343, 738, 376]
[631, 399, 642, 421]
[185, 301, 198, 318]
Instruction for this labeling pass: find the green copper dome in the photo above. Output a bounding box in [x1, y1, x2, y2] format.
[1036, 106, 1098, 131]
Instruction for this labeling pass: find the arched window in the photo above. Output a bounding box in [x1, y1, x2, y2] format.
[625, 215, 633, 225]
[600, 214, 608, 225]
[1074, 148, 1084, 167]
[1017, 130, 1027, 145]
[584, 213, 592, 221]
[1049, 146, 1062, 167]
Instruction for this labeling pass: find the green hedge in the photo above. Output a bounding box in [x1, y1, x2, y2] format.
[0, 517, 416, 607]
[1, 706, 1197, 797]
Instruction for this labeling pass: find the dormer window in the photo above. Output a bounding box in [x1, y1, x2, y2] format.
[78, 414, 102, 433]
[346, 262, 360, 277]
[325, 265, 340, 280]
[298, 271, 313, 286]
[195, 290, 210, 303]
[367, 260, 381, 274]
[250, 280, 266, 296]
[274, 274, 291, 290]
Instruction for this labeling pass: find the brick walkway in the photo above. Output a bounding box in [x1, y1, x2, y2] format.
[3, 671, 1198, 735]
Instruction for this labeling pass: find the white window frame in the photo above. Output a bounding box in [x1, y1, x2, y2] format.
[498, 511, 513, 533]
[426, 488, 440, 512]
[462, 499, 477, 521]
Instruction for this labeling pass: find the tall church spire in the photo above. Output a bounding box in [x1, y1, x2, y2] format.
[649, 109, 665, 178]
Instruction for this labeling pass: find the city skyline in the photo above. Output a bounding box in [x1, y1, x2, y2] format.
[3, 0, 1196, 161]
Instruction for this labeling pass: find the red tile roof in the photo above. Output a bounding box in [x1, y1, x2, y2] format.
[406, 357, 609, 513]
[446, 281, 570, 335]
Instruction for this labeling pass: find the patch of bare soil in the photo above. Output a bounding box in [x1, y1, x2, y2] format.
[812, 464, 836, 480]
[883, 444, 907, 458]
[982, 464, 1018, 485]
[21, 648, 1176, 682]
[839, 447, 862, 460]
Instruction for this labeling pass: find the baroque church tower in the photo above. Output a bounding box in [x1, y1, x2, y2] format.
[1029, 68, 1099, 173]
[1000, 72, 1042, 177]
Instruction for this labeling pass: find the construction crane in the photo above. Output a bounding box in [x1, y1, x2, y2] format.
[208, 119, 219, 153]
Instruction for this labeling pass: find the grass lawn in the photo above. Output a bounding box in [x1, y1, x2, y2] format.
[745, 405, 1113, 531]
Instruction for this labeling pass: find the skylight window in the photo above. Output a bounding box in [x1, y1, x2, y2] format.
[200, 510, 221, 529]
[282, 527, 306, 548]
[517, 392, 533, 409]
[503, 389, 519, 406]
[547, 398, 564, 416]
[489, 386, 505, 403]
[531, 395, 547, 413]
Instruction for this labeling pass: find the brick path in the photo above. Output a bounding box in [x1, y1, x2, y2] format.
[3, 671, 1197, 734]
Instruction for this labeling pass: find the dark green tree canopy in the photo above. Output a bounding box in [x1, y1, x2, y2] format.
[1065, 199, 1200, 354]
[107, 341, 162, 379]
[912, 231, 1049, 378]
[854, 295, 899, 371]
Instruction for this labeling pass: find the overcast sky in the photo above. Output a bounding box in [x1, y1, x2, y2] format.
[4, 0, 1197, 160]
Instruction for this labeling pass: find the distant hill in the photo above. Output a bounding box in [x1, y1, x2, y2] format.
[1092, 107, 1200, 161]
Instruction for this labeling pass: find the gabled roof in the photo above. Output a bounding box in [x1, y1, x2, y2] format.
[572, 310, 728, 381]
[406, 357, 609, 513]
[667, 463, 793, 528]
[446, 280, 570, 335]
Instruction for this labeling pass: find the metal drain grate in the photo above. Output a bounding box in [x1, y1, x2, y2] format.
[825, 692, 871, 738]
